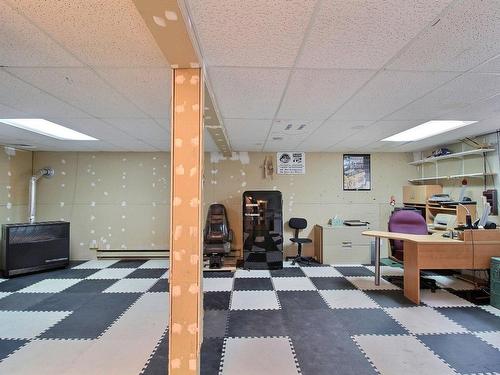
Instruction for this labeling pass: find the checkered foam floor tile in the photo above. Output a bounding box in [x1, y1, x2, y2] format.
[1, 262, 499, 374]
[201, 264, 500, 375]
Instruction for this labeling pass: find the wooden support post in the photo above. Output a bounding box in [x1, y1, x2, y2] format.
[169, 68, 203, 374]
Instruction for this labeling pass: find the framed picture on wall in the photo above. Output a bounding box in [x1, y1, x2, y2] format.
[343, 154, 371, 191]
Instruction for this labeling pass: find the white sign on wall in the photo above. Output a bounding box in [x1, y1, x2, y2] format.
[277, 152, 305, 174]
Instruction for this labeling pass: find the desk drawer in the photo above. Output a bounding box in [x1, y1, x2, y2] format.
[323, 245, 371, 265]
[323, 230, 370, 246]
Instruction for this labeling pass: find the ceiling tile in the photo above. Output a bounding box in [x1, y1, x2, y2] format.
[97, 68, 171, 118]
[0, 69, 89, 118]
[224, 118, 272, 141]
[387, 73, 500, 120]
[0, 1, 82, 67]
[332, 70, 459, 120]
[474, 54, 500, 73]
[297, 0, 452, 69]
[278, 69, 375, 119]
[388, 0, 500, 72]
[104, 118, 170, 142]
[6, 67, 146, 118]
[298, 120, 373, 151]
[6, 0, 167, 67]
[208, 67, 289, 118]
[186, 0, 317, 67]
[229, 140, 263, 152]
[0, 103, 28, 118]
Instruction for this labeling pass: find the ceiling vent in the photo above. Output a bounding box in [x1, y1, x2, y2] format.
[272, 136, 283, 141]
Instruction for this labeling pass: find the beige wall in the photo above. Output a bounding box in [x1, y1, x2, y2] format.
[0, 149, 32, 237]
[33, 152, 170, 260]
[203, 152, 417, 257]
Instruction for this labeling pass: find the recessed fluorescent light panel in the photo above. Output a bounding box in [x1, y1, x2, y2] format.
[0, 119, 97, 140]
[382, 120, 477, 142]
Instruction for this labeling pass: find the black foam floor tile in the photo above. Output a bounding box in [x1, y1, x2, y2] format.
[148, 279, 169, 293]
[203, 292, 231, 310]
[418, 333, 500, 374]
[125, 268, 165, 279]
[200, 338, 224, 375]
[364, 290, 418, 308]
[277, 291, 329, 310]
[0, 292, 55, 311]
[270, 267, 305, 277]
[41, 268, 98, 279]
[204, 310, 229, 338]
[61, 279, 116, 293]
[435, 306, 500, 332]
[203, 271, 234, 278]
[0, 275, 47, 292]
[310, 277, 357, 290]
[0, 339, 27, 361]
[227, 310, 287, 337]
[291, 334, 376, 375]
[142, 331, 168, 375]
[334, 266, 374, 276]
[107, 260, 147, 268]
[233, 278, 273, 291]
[30, 292, 97, 312]
[40, 293, 141, 339]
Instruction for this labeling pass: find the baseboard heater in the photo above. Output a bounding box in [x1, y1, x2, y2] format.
[1, 221, 70, 277]
[96, 249, 169, 259]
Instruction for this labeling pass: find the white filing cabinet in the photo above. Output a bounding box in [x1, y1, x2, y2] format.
[314, 225, 372, 265]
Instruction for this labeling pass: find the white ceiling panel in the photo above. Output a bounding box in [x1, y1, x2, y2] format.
[224, 118, 272, 141]
[208, 67, 289, 118]
[153, 118, 170, 131]
[104, 118, 170, 142]
[6, 67, 147, 118]
[278, 69, 375, 120]
[0, 1, 82, 67]
[229, 140, 263, 151]
[474, 54, 500, 73]
[388, 0, 500, 72]
[436, 94, 500, 121]
[332, 70, 459, 121]
[0, 69, 89, 118]
[387, 73, 500, 121]
[0, 103, 28, 118]
[298, 120, 373, 151]
[297, 0, 452, 69]
[186, 0, 317, 67]
[97, 68, 171, 119]
[6, 0, 167, 67]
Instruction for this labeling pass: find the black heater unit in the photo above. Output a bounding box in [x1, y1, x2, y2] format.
[242, 190, 283, 270]
[1, 221, 70, 277]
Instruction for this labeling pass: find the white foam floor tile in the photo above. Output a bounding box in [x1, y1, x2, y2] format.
[230, 291, 280, 310]
[347, 276, 400, 290]
[420, 289, 474, 307]
[273, 277, 316, 291]
[354, 335, 456, 375]
[301, 266, 342, 277]
[385, 306, 468, 335]
[138, 259, 169, 269]
[0, 339, 95, 375]
[283, 261, 299, 267]
[72, 259, 118, 269]
[234, 269, 271, 278]
[86, 268, 135, 280]
[475, 331, 500, 350]
[18, 279, 81, 293]
[319, 290, 379, 309]
[425, 275, 475, 291]
[103, 278, 158, 293]
[203, 277, 233, 292]
[161, 270, 169, 279]
[481, 305, 500, 317]
[221, 337, 299, 375]
[365, 266, 404, 276]
[0, 278, 7, 283]
[0, 311, 70, 339]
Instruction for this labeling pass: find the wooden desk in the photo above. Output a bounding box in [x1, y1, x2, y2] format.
[362, 229, 500, 304]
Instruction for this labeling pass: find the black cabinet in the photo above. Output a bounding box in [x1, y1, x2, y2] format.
[1, 221, 70, 277]
[242, 191, 283, 270]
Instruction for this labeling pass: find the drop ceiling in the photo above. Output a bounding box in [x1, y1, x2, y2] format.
[184, 0, 500, 152]
[1, 0, 499, 153]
